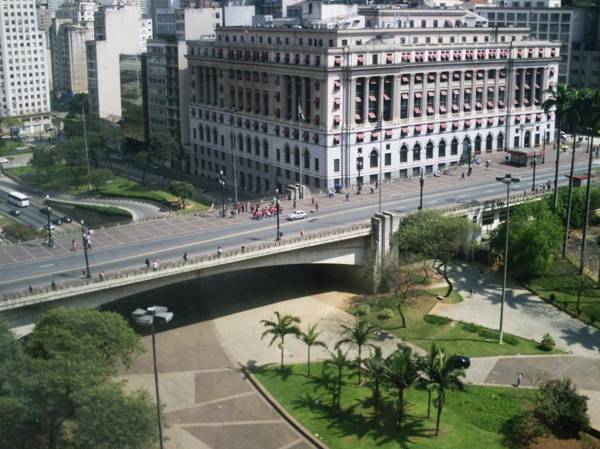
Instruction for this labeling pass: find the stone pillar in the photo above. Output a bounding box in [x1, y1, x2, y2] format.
[291, 76, 298, 121]
[393, 75, 401, 122]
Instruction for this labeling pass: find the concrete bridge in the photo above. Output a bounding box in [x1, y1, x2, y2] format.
[0, 190, 547, 334]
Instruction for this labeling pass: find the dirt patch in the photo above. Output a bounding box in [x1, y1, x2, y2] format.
[530, 434, 600, 449]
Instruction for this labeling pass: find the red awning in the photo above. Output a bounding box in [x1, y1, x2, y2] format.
[386, 54, 393, 63]
[414, 107, 421, 115]
[371, 131, 380, 138]
[476, 118, 483, 125]
[355, 113, 362, 120]
[334, 98, 341, 105]
[414, 125, 422, 132]
[439, 106, 447, 113]
[334, 115, 341, 124]
[427, 91, 435, 97]
[427, 124, 434, 131]
[440, 122, 447, 130]
[401, 93, 409, 100]
[465, 120, 472, 126]
[357, 132, 364, 140]
[369, 95, 377, 101]
[452, 121, 460, 128]
[415, 92, 422, 98]
[383, 94, 390, 101]
[401, 127, 409, 134]
[334, 80, 341, 88]
[487, 101, 494, 108]
[427, 106, 434, 114]
[487, 118, 494, 125]
[385, 129, 393, 137]
[368, 112, 376, 119]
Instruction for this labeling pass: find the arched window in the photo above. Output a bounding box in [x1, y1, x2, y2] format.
[413, 143, 421, 161]
[486, 134, 493, 152]
[212, 127, 218, 144]
[238, 133, 243, 152]
[400, 145, 408, 163]
[246, 135, 251, 153]
[524, 130, 531, 148]
[439, 140, 447, 157]
[451, 138, 459, 155]
[198, 126, 204, 141]
[262, 140, 269, 158]
[497, 133, 504, 150]
[254, 137, 260, 155]
[294, 147, 300, 166]
[303, 150, 310, 169]
[426, 141, 434, 159]
[284, 144, 291, 163]
[370, 149, 379, 168]
[462, 137, 472, 158]
[474, 135, 482, 153]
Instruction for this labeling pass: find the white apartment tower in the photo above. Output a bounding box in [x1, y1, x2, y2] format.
[86, 4, 150, 120]
[0, 0, 52, 135]
[187, 5, 560, 194]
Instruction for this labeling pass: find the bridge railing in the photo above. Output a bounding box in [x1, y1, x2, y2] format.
[439, 189, 550, 215]
[0, 223, 372, 306]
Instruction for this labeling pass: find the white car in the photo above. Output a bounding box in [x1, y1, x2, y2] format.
[287, 210, 307, 221]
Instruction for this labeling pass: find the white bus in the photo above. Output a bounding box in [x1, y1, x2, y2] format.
[7, 191, 29, 207]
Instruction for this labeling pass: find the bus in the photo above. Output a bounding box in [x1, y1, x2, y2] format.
[7, 191, 29, 207]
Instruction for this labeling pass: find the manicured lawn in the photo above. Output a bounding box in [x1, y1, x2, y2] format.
[6, 166, 209, 211]
[52, 203, 132, 227]
[525, 258, 600, 328]
[0, 140, 31, 156]
[255, 363, 535, 449]
[350, 288, 561, 357]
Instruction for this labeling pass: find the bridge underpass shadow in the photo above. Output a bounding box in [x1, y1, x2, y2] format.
[101, 264, 369, 334]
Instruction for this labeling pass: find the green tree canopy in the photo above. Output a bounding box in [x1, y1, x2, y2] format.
[148, 131, 179, 168]
[30, 146, 60, 180]
[394, 210, 478, 296]
[491, 201, 563, 279]
[89, 168, 114, 192]
[168, 181, 194, 208]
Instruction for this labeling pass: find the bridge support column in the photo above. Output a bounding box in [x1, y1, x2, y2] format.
[370, 212, 395, 292]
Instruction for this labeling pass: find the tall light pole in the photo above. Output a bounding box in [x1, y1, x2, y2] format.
[218, 170, 226, 218]
[531, 147, 537, 192]
[131, 306, 174, 449]
[297, 104, 304, 200]
[356, 159, 363, 194]
[228, 109, 239, 204]
[418, 169, 425, 210]
[378, 120, 383, 213]
[82, 106, 92, 191]
[495, 173, 520, 344]
[467, 140, 473, 176]
[44, 195, 54, 248]
[80, 220, 91, 278]
[275, 188, 281, 241]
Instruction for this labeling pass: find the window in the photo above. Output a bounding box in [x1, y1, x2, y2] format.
[426, 142, 434, 159]
[439, 140, 446, 157]
[370, 149, 379, 168]
[384, 153, 391, 166]
[413, 143, 421, 161]
[451, 138, 458, 155]
[400, 145, 408, 163]
[334, 158, 340, 172]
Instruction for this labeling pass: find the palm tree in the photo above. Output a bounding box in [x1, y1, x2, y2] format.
[427, 349, 466, 436]
[543, 84, 574, 211]
[563, 88, 586, 258]
[417, 343, 442, 419]
[325, 348, 350, 410]
[362, 346, 386, 418]
[298, 323, 327, 378]
[578, 89, 600, 274]
[335, 317, 378, 384]
[260, 312, 301, 370]
[384, 345, 419, 427]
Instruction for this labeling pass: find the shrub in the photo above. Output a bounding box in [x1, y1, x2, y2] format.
[534, 378, 589, 437]
[377, 308, 394, 320]
[502, 334, 519, 346]
[462, 322, 480, 333]
[478, 327, 499, 340]
[423, 315, 451, 326]
[501, 411, 546, 449]
[355, 305, 370, 316]
[589, 310, 600, 326]
[548, 293, 556, 302]
[539, 334, 555, 351]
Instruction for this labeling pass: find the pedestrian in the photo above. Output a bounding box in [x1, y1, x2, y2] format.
[345, 192, 350, 201]
[217, 246, 223, 257]
[370, 186, 374, 194]
[375, 181, 378, 189]
[183, 252, 188, 262]
[87, 239, 92, 250]
[51, 280, 56, 290]
[311, 197, 315, 206]
[300, 230, 304, 237]
[315, 202, 319, 211]
[152, 260, 158, 271]
[71, 239, 76, 251]
[469, 288, 474, 297]
[515, 373, 523, 388]
[145, 258, 150, 270]
[99, 272, 105, 281]
[28, 285, 33, 294]
[293, 200, 296, 209]
[480, 269, 485, 277]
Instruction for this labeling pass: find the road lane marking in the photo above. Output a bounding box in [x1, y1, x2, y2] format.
[39, 264, 54, 268]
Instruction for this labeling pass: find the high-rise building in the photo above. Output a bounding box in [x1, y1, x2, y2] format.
[187, 4, 559, 194]
[120, 53, 148, 147]
[86, 4, 151, 121]
[0, 0, 52, 135]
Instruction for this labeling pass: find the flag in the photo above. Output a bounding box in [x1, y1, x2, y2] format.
[297, 104, 305, 121]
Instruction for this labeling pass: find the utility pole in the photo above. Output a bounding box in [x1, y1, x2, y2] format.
[297, 104, 304, 200]
[419, 169, 425, 210]
[82, 107, 92, 191]
[275, 188, 281, 241]
[81, 220, 91, 278]
[229, 109, 239, 204]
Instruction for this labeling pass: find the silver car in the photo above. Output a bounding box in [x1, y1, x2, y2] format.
[287, 210, 307, 221]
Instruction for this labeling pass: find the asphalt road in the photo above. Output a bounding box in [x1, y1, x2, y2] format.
[0, 187, 62, 229]
[0, 158, 592, 295]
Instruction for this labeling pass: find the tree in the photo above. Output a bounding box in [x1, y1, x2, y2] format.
[30, 146, 59, 181]
[573, 274, 594, 316]
[134, 151, 150, 184]
[260, 312, 301, 369]
[59, 138, 87, 190]
[362, 346, 386, 418]
[394, 210, 478, 296]
[384, 345, 419, 427]
[335, 317, 378, 384]
[491, 201, 563, 279]
[148, 131, 179, 169]
[379, 254, 424, 328]
[297, 323, 327, 378]
[89, 168, 114, 192]
[168, 181, 194, 209]
[324, 348, 350, 411]
[534, 378, 589, 437]
[426, 347, 465, 436]
[417, 342, 442, 419]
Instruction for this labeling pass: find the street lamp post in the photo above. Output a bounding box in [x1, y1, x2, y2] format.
[418, 169, 425, 210]
[531, 148, 537, 192]
[297, 104, 304, 200]
[467, 141, 473, 176]
[378, 120, 383, 214]
[228, 109, 239, 204]
[44, 195, 53, 248]
[356, 159, 363, 194]
[495, 173, 520, 344]
[131, 306, 174, 449]
[80, 220, 91, 278]
[218, 170, 226, 218]
[275, 188, 281, 241]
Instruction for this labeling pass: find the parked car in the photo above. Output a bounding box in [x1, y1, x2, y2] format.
[52, 218, 63, 226]
[39, 207, 50, 215]
[287, 210, 307, 221]
[44, 223, 56, 231]
[9, 209, 20, 216]
[61, 216, 72, 223]
[449, 355, 471, 370]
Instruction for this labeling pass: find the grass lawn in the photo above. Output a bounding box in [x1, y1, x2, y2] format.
[0, 140, 31, 156]
[255, 363, 535, 449]
[52, 203, 132, 227]
[0, 216, 41, 242]
[350, 288, 561, 357]
[525, 258, 600, 328]
[6, 166, 209, 211]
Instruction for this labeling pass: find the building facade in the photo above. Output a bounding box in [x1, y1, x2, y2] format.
[186, 7, 559, 194]
[0, 0, 52, 135]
